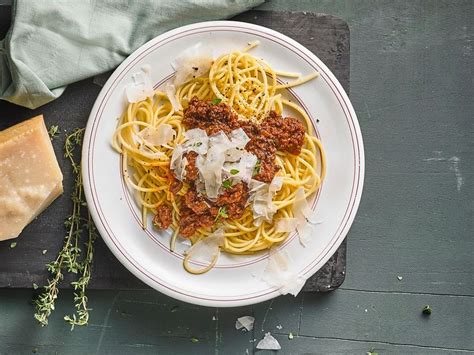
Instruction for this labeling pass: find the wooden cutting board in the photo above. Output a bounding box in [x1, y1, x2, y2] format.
[0, 10, 349, 292]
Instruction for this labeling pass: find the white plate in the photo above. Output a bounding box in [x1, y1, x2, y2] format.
[82, 21, 365, 307]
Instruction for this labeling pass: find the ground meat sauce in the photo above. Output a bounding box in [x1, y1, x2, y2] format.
[184, 151, 199, 182]
[179, 183, 248, 237]
[167, 171, 183, 194]
[175, 97, 306, 237]
[183, 97, 240, 136]
[183, 188, 209, 214]
[216, 182, 249, 219]
[153, 204, 173, 229]
[261, 111, 306, 155]
[179, 206, 217, 238]
[244, 135, 279, 183]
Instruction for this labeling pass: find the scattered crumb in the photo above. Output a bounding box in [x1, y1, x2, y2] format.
[32, 283, 38, 290]
[235, 316, 255, 332]
[397, 275, 403, 281]
[190, 337, 199, 343]
[171, 305, 179, 313]
[288, 332, 294, 340]
[42, 249, 48, 255]
[256, 332, 281, 350]
[212, 315, 217, 321]
[276, 324, 282, 330]
[364, 309, 368, 313]
[367, 348, 378, 355]
[422, 305, 432, 315]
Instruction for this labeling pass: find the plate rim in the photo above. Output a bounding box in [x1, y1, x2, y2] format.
[82, 20, 365, 307]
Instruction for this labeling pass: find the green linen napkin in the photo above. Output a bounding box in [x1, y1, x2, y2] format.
[0, 0, 264, 109]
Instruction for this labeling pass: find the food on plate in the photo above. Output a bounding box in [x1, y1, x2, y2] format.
[112, 42, 326, 273]
[0, 115, 63, 241]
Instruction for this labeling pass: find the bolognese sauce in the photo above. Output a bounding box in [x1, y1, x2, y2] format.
[154, 97, 307, 237]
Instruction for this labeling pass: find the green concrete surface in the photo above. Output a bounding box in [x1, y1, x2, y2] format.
[1, 0, 473, 354]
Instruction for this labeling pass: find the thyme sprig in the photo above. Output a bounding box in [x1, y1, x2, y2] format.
[34, 128, 97, 330]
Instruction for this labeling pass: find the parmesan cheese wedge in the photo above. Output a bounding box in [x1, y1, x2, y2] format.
[0, 116, 63, 241]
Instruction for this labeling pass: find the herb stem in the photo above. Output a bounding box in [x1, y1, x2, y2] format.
[34, 128, 97, 330]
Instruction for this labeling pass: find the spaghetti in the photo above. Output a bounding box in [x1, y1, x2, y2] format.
[112, 43, 326, 274]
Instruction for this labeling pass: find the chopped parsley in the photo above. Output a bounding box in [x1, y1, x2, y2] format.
[215, 207, 228, 221]
[253, 159, 261, 175]
[10, 242, 17, 249]
[190, 337, 199, 343]
[230, 169, 239, 175]
[193, 142, 202, 147]
[222, 179, 233, 189]
[33, 283, 39, 290]
[422, 305, 432, 315]
[210, 98, 222, 105]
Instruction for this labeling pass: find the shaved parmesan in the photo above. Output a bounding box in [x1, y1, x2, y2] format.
[256, 333, 281, 350]
[170, 145, 186, 181]
[275, 218, 298, 232]
[294, 187, 312, 221]
[165, 42, 213, 108]
[138, 124, 175, 146]
[196, 132, 230, 199]
[269, 176, 283, 193]
[126, 69, 154, 103]
[228, 128, 250, 148]
[172, 42, 213, 87]
[165, 82, 181, 111]
[184, 228, 224, 264]
[183, 128, 209, 155]
[293, 187, 322, 246]
[237, 152, 258, 182]
[262, 249, 306, 296]
[235, 316, 255, 332]
[171, 128, 258, 199]
[250, 176, 283, 226]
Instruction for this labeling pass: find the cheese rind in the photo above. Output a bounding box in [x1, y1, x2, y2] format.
[0, 115, 63, 241]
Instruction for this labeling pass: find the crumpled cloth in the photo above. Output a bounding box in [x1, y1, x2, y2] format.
[0, 0, 263, 109]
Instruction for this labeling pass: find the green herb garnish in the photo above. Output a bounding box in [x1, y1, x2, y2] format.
[215, 207, 228, 221]
[33, 283, 38, 290]
[422, 305, 432, 315]
[367, 348, 378, 355]
[230, 169, 239, 175]
[210, 98, 222, 105]
[34, 128, 97, 330]
[288, 332, 294, 340]
[222, 179, 233, 189]
[191, 337, 199, 343]
[10, 242, 17, 249]
[48, 125, 59, 140]
[253, 159, 261, 175]
[193, 142, 202, 147]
